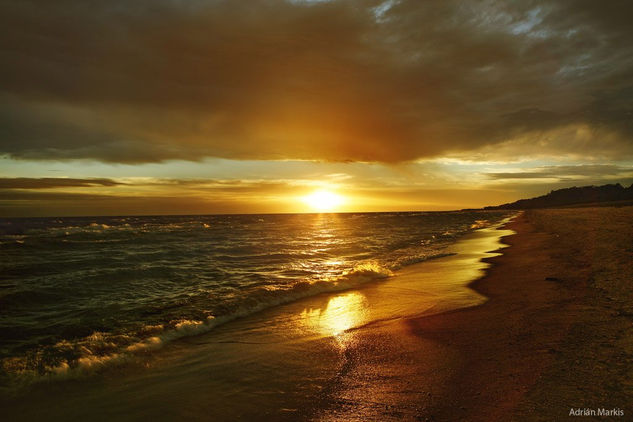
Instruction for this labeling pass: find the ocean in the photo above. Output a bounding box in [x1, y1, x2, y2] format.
[1, 210, 512, 419]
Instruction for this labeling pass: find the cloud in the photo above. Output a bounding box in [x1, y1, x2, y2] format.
[0, 175, 322, 193]
[0, 0, 632, 163]
[0, 190, 114, 201]
[485, 164, 633, 180]
[0, 176, 312, 203]
[0, 177, 302, 216]
[0, 191, 259, 217]
[0, 177, 123, 189]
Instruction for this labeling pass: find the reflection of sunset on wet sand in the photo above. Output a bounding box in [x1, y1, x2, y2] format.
[301, 292, 369, 337]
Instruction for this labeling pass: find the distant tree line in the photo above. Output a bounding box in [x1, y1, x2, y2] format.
[485, 183, 633, 210]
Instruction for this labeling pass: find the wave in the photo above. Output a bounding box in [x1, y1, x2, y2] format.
[470, 219, 489, 229]
[392, 252, 456, 269]
[0, 245, 487, 388]
[1, 255, 446, 386]
[0, 261, 395, 386]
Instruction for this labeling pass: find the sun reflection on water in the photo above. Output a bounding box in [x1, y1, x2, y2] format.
[301, 292, 369, 337]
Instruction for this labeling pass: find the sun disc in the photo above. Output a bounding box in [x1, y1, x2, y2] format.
[303, 190, 344, 212]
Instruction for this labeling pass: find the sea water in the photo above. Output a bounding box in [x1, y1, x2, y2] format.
[0, 211, 509, 391]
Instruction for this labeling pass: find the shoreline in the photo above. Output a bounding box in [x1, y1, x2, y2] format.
[310, 211, 586, 421]
[408, 212, 585, 421]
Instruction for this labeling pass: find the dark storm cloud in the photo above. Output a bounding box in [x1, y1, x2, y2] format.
[0, 177, 123, 189]
[0, 190, 114, 201]
[1, 0, 632, 163]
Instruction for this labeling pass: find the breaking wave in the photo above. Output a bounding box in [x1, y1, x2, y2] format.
[1, 261, 398, 385]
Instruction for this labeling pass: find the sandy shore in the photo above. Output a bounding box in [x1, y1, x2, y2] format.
[311, 207, 633, 421]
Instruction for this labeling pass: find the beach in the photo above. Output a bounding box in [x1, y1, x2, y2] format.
[313, 206, 633, 421]
[2, 207, 632, 420]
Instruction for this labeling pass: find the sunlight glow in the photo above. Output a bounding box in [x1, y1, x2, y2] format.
[301, 292, 369, 337]
[302, 190, 345, 212]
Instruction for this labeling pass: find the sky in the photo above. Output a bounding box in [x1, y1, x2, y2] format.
[1, 0, 632, 216]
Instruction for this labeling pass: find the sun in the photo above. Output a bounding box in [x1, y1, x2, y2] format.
[303, 190, 344, 212]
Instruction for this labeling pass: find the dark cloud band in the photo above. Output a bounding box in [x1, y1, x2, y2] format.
[0, 177, 123, 189]
[1, 0, 632, 163]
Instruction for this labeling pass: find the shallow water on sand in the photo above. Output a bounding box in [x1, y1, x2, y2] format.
[1, 216, 515, 421]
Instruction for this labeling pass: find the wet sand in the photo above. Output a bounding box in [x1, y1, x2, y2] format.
[313, 207, 633, 421]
